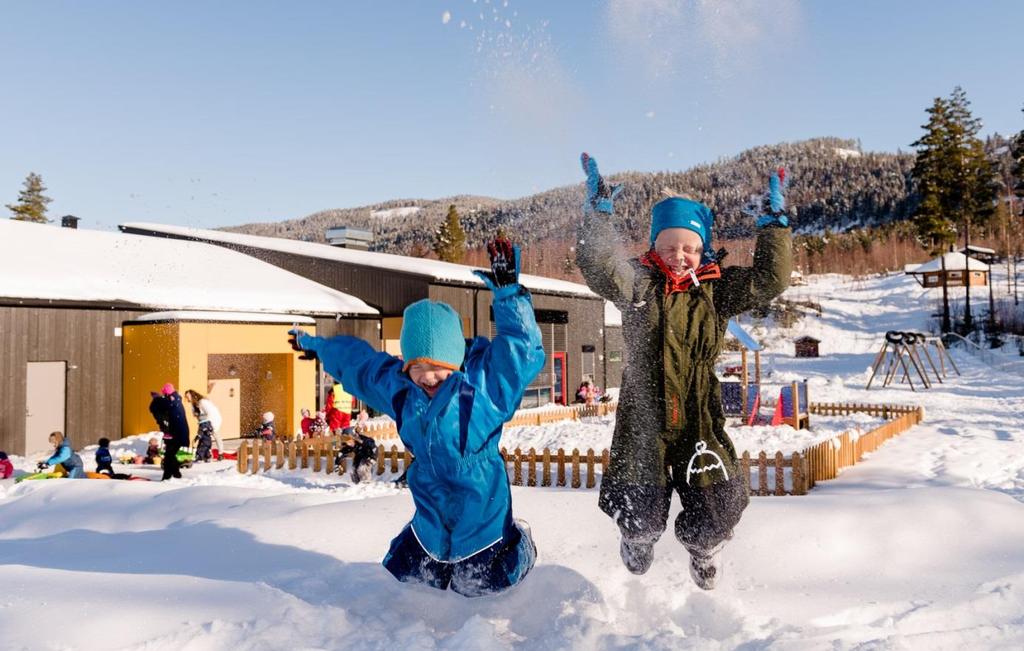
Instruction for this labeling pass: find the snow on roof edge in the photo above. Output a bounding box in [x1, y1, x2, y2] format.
[120, 222, 601, 300]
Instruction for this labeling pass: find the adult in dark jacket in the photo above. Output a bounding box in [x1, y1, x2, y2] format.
[149, 383, 190, 480]
[576, 153, 792, 589]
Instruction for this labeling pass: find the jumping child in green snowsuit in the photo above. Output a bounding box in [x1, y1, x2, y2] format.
[576, 153, 792, 589]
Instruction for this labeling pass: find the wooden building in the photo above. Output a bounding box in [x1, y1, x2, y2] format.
[0, 220, 376, 456]
[904, 252, 989, 288]
[602, 301, 624, 390]
[794, 336, 822, 358]
[120, 222, 607, 408]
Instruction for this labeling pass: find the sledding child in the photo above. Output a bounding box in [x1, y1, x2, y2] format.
[41, 431, 85, 479]
[288, 237, 546, 597]
[95, 438, 114, 474]
[0, 452, 13, 479]
[143, 438, 161, 465]
[576, 153, 792, 589]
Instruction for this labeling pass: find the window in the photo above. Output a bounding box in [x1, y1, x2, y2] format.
[581, 346, 596, 383]
[607, 350, 622, 362]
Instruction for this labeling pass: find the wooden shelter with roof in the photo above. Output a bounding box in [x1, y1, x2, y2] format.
[904, 251, 989, 288]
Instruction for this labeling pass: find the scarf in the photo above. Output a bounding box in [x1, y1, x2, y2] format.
[640, 250, 722, 295]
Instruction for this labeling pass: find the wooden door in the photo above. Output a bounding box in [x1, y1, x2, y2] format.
[26, 361, 66, 454]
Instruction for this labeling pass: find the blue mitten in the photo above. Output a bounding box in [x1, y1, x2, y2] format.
[756, 167, 790, 228]
[472, 237, 521, 292]
[288, 329, 320, 361]
[580, 152, 623, 214]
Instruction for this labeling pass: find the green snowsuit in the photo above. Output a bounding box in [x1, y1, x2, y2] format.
[577, 213, 792, 549]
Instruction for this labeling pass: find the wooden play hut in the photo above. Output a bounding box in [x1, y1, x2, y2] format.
[904, 252, 989, 288]
[794, 336, 821, 358]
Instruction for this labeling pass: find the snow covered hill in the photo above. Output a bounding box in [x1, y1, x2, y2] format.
[3, 271, 1024, 650]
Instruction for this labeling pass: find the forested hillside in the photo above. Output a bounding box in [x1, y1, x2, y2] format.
[225, 137, 916, 254]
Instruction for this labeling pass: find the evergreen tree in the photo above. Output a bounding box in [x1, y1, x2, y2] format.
[433, 204, 466, 263]
[910, 88, 998, 253]
[6, 172, 52, 223]
[1012, 105, 1024, 212]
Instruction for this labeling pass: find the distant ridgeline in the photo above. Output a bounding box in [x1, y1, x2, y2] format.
[224, 138, 918, 254]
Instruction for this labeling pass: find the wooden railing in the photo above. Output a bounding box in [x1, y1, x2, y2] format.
[236, 402, 923, 497]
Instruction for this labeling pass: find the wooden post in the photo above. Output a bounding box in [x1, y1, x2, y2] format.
[527, 448, 537, 487]
[790, 381, 800, 430]
[326, 444, 335, 475]
[542, 449, 551, 487]
[586, 448, 596, 489]
[390, 445, 399, 473]
[513, 448, 523, 486]
[741, 451, 751, 495]
[571, 448, 581, 489]
[403, 450, 412, 474]
[754, 349, 761, 385]
[288, 441, 297, 470]
[775, 452, 785, 495]
[557, 449, 566, 487]
[251, 440, 262, 475]
[275, 441, 285, 469]
[791, 452, 805, 495]
[741, 349, 749, 423]
[237, 440, 248, 474]
[601, 449, 610, 483]
[758, 451, 768, 495]
[311, 439, 320, 473]
[376, 446, 385, 475]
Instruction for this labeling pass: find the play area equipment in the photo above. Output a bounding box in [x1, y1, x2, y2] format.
[865, 331, 959, 391]
[720, 320, 764, 423]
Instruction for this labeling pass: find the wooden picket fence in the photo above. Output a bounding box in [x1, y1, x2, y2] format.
[355, 402, 619, 442]
[236, 402, 923, 497]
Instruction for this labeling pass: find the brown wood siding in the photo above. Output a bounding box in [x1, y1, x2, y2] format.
[603, 325, 624, 388]
[0, 305, 147, 455]
[450, 287, 605, 397]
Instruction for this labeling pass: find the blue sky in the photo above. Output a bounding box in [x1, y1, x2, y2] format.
[2, 0, 1023, 230]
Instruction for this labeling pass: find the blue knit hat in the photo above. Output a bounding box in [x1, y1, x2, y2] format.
[400, 299, 466, 372]
[650, 197, 715, 252]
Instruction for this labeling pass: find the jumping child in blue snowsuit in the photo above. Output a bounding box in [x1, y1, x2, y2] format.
[289, 238, 546, 597]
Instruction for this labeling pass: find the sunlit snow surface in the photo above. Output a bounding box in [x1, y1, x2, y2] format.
[3, 271, 1024, 650]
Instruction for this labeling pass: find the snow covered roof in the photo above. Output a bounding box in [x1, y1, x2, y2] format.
[120, 222, 600, 299]
[904, 252, 989, 274]
[132, 311, 316, 324]
[604, 301, 622, 327]
[0, 219, 377, 316]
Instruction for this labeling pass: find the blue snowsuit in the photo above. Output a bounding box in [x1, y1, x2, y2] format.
[297, 283, 546, 596]
[46, 440, 84, 478]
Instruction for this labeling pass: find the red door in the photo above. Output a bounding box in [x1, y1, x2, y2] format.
[552, 352, 567, 406]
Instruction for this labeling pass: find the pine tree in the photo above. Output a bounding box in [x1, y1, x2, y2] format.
[1012, 105, 1024, 212]
[433, 204, 466, 263]
[6, 172, 53, 223]
[910, 88, 998, 254]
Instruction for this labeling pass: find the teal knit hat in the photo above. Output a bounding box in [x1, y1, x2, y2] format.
[650, 197, 715, 252]
[400, 299, 466, 372]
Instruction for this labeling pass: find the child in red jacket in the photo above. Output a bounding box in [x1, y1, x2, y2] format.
[0, 451, 13, 479]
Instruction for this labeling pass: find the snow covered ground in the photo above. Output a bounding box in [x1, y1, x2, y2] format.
[3, 271, 1024, 650]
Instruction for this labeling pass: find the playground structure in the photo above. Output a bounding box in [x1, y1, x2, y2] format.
[865, 331, 960, 391]
[718, 320, 810, 429]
